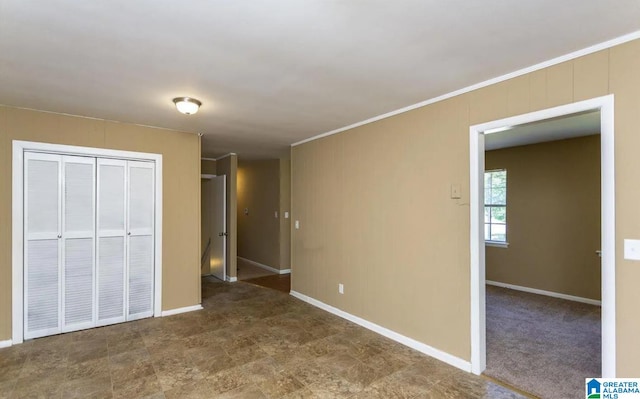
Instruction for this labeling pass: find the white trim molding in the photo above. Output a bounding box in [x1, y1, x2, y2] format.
[469, 95, 616, 377]
[226, 276, 238, 282]
[486, 280, 601, 306]
[215, 153, 237, 161]
[160, 304, 203, 317]
[0, 340, 12, 348]
[292, 31, 639, 148]
[485, 241, 509, 248]
[12, 140, 164, 345]
[290, 290, 471, 372]
[238, 256, 291, 275]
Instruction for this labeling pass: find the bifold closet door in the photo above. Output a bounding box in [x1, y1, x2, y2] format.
[24, 153, 62, 339]
[127, 161, 155, 320]
[24, 153, 96, 338]
[61, 156, 96, 332]
[96, 159, 127, 326]
[97, 159, 155, 325]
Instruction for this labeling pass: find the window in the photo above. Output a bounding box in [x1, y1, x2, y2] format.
[485, 169, 507, 243]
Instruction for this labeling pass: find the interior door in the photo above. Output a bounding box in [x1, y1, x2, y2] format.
[209, 175, 226, 281]
[96, 158, 127, 326]
[61, 155, 96, 332]
[127, 161, 155, 320]
[24, 152, 62, 339]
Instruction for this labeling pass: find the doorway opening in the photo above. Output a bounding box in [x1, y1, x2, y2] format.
[469, 95, 615, 389]
[201, 174, 226, 282]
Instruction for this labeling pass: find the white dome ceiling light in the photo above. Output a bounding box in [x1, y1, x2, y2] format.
[173, 97, 202, 115]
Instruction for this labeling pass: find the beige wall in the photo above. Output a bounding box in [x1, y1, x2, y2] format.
[291, 40, 640, 375]
[0, 106, 201, 340]
[237, 158, 291, 271]
[237, 160, 281, 268]
[485, 136, 601, 300]
[201, 159, 216, 175]
[216, 155, 238, 278]
[279, 158, 291, 270]
[200, 159, 217, 275]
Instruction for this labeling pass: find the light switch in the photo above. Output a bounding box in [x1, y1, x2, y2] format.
[295, 220, 300, 229]
[275, 211, 278, 218]
[284, 211, 289, 219]
[450, 184, 461, 199]
[624, 239, 640, 260]
[338, 283, 344, 294]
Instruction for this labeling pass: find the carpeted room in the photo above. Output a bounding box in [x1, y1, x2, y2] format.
[483, 133, 602, 398]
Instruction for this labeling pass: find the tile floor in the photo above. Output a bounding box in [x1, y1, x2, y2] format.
[0, 277, 527, 398]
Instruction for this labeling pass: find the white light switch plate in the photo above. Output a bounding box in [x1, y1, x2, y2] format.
[284, 211, 289, 219]
[295, 220, 300, 229]
[624, 239, 640, 260]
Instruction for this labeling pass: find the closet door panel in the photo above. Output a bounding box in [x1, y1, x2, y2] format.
[24, 152, 62, 339]
[128, 163, 154, 233]
[97, 237, 125, 321]
[62, 156, 96, 331]
[96, 159, 127, 326]
[127, 161, 154, 319]
[25, 240, 60, 338]
[63, 238, 94, 327]
[128, 235, 153, 318]
[26, 157, 60, 236]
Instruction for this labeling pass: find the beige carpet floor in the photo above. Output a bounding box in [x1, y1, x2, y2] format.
[485, 285, 601, 399]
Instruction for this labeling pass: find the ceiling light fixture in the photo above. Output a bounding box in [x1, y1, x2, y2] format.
[173, 97, 202, 115]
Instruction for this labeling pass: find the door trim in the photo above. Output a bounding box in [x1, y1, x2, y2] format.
[469, 95, 615, 377]
[12, 140, 163, 345]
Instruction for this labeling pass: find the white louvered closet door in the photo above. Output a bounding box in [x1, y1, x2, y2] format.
[62, 156, 96, 332]
[127, 161, 155, 320]
[96, 159, 127, 326]
[24, 152, 62, 339]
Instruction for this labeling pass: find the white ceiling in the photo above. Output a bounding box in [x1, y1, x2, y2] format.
[1, 1, 639, 159]
[485, 111, 601, 151]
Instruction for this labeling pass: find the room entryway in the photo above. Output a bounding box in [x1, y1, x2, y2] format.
[469, 95, 615, 396]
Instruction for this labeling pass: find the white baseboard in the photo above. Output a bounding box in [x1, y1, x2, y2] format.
[226, 276, 238, 282]
[161, 304, 203, 317]
[486, 280, 601, 306]
[0, 339, 12, 348]
[289, 290, 471, 373]
[238, 256, 291, 275]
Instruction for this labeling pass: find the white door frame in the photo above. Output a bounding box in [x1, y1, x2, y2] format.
[217, 174, 227, 282]
[12, 140, 163, 345]
[469, 95, 615, 377]
[200, 174, 226, 281]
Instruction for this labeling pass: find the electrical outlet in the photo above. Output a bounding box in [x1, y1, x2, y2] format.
[284, 211, 289, 219]
[338, 283, 344, 294]
[244, 208, 249, 215]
